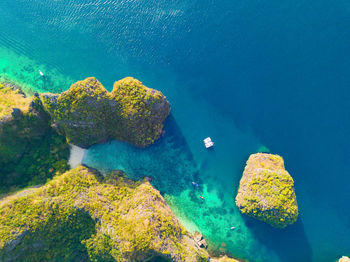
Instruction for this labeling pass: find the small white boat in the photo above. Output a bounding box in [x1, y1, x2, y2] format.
[203, 137, 214, 148]
[38, 70, 44, 77]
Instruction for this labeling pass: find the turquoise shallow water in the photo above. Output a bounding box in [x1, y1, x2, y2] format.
[1, 0, 350, 261]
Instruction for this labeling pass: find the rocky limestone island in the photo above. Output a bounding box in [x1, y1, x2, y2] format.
[0, 77, 244, 261]
[40, 76, 170, 148]
[0, 166, 209, 262]
[235, 153, 298, 228]
[339, 256, 350, 262]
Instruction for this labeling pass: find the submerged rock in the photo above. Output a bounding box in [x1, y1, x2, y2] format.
[41, 77, 170, 148]
[0, 166, 209, 262]
[235, 153, 298, 228]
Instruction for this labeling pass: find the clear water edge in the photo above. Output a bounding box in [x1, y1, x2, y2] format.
[1, 1, 350, 261]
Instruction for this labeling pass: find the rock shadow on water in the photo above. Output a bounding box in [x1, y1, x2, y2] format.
[83, 114, 201, 197]
[244, 216, 312, 262]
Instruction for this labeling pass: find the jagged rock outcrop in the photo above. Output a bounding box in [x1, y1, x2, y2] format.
[0, 166, 209, 262]
[41, 77, 170, 148]
[235, 153, 298, 228]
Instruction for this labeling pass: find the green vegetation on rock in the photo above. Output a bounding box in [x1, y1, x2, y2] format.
[41, 77, 170, 148]
[0, 77, 213, 261]
[0, 82, 31, 118]
[112, 77, 170, 147]
[41, 77, 118, 147]
[0, 83, 46, 165]
[0, 166, 209, 262]
[0, 80, 69, 194]
[235, 153, 298, 228]
[0, 130, 69, 194]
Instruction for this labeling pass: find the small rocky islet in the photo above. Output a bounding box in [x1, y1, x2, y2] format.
[235, 153, 299, 228]
[0, 76, 298, 261]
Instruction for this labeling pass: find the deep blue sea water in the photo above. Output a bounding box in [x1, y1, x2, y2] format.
[0, 0, 350, 261]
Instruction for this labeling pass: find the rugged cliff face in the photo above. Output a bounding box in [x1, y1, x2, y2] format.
[111, 77, 170, 147]
[0, 83, 49, 164]
[0, 82, 69, 192]
[41, 77, 170, 148]
[235, 153, 298, 228]
[0, 166, 209, 262]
